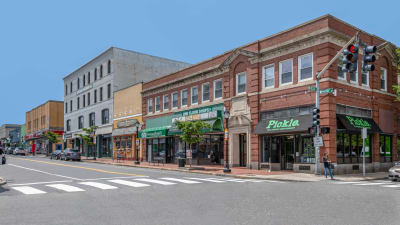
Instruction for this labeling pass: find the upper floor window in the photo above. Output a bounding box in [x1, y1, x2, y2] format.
[181, 89, 188, 107]
[100, 87, 103, 101]
[155, 96, 161, 112]
[147, 98, 153, 114]
[70, 100, 72, 112]
[65, 102, 68, 113]
[350, 68, 358, 84]
[77, 97, 80, 109]
[88, 72, 91, 84]
[101, 109, 109, 124]
[70, 82, 73, 93]
[337, 55, 346, 80]
[279, 59, 293, 85]
[78, 116, 84, 129]
[94, 68, 97, 81]
[94, 90, 97, 103]
[172, 92, 178, 108]
[107, 60, 111, 74]
[87, 92, 91, 106]
[262, 64, 274, 88]
[100, 65, 103, 78]
[66, 120, 71, 131]
[65, 85, 68, 96]
[83, 95, 86, 108]
[77, 78, 80, 89]
[236, 72, 246, 94]
[214, 80, 223, 99]
[362, 70, 369, 87]
[89, 113, 95, 127]
[83, 75, 86, 86]
[298, 53, 313, 81]
[380, 67, 387, 91]
[163, 94, 169, 110]
[202, 83, 210, 102]
[191, 86, 198, 104]
[107, 84, 111, 99]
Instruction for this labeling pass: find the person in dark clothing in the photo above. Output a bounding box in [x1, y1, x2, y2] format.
[323, 152, 333, 180]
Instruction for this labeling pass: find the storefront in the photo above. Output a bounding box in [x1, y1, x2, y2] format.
[140, 104, 225, 165]
[255, 106, 314, 171]
[112, 118, 140, 160]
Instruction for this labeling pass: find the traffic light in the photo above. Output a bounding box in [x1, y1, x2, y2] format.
[342, 44, 359, 73]
[362, 45, 377, 72]
[312, 107, 320, 127]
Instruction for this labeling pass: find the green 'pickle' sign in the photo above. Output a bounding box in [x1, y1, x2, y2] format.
[345, 116, 371, 129]
[266, 118, 300, 131]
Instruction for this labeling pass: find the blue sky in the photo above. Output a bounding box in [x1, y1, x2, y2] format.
[0, 0, 398, 125]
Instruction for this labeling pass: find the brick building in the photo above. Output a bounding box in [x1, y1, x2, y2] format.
[140, 15, 399, 174]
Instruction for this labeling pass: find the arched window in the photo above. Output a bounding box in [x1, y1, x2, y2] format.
[94, 68, 97, 80]
[107, 60, 111, 74]
[101, 109, 109, 124]
[100, 65, 103, 78]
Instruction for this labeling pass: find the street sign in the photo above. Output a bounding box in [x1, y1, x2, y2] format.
[186, 149, 192, 159]
[308, 86, 317, 91]
[319, 88, 334, 94]
[361, 128, 367, 139]
[313, 136, 324, 147]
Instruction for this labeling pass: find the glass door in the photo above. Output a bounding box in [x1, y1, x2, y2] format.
[281, 136, 294, 170]
[239, 134, 247, 167]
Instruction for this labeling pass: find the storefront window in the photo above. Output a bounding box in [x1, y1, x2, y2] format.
[300, 137, 314, 163]
[337, 132, 371, 164]
[380, 135, 392, 163]
[116, 137, 121, 149]
[159, 138, 166, 158]
[127, 136, 132, 148]
[261, 136, 280, 163]
[121, 137, 126, 148]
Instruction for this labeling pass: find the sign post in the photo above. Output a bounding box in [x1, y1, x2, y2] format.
[362, 128, 367, 177]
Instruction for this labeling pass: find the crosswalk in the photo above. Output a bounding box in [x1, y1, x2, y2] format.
[333, 180, 400, 189]
[8, 177, 282, 196]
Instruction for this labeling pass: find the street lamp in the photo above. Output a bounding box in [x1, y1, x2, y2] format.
[134, 122, 141, 165]
[223, 109, 231, 173]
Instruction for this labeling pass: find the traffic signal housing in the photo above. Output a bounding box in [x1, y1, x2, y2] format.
[363, 45, 377, 72]
[342, 44, 359, 73]
[312, 107, 320, 127]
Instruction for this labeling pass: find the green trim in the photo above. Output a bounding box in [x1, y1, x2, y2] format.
[139, 126, 170, 138]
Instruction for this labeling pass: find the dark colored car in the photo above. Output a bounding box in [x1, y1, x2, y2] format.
[60, 149, 81, 161]
[50, 150, 62, 160]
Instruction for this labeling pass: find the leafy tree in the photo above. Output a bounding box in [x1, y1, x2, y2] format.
[174, 120, 211, 155]
[392, 48, 400, 100]
[77, 126, 97, 158]
[44, 131, 59, 145]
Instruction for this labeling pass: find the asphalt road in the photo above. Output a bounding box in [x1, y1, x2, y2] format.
[1, 155, 399, 225]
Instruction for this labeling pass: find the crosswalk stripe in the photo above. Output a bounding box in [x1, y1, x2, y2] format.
[79, 182, 118, 190]
[161, 178, 201, 184]
[134, 178, 176, 185]
[333, 182, 365, 184]
[12, 186, 46, 195]
[47, 184, 85, 192]
[353, 182, 387, 186]
[382, 185, 400, 188]
[185, 177, 226, 183]
[210, 178, 247, 183]
[109, 179, 150, 187]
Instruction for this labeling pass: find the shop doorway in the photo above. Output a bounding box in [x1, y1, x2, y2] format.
[281, 136, 295, 170]
[239, 134, 247, 167]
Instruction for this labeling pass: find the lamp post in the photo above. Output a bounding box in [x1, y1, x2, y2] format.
[223, 109, 231, 173]
[134, 122, 141, 165]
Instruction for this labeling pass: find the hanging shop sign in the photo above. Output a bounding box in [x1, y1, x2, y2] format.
[345, 116, 371, 129]
[254, 114, 313, 135]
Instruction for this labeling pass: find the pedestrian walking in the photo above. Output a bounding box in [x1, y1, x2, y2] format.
[323, 152, 333, 180]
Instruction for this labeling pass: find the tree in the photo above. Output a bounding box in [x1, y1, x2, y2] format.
[77, 126, 97, 159]
[392, 48, 400, 100]
[174, 120, 211, 163]
[44, 131, 59, 146]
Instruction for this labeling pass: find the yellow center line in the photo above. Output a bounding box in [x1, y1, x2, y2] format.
[13, 157, 145, 177]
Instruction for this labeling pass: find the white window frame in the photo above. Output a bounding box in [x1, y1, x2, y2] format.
[191, 86, 198, 105]
[361, 70, 369, 87]
[236, 72, 246, 95]
[298, 53, 313, 82]
[262, 64, 275, 89]
[213, 79, 223, 100]
[155, 96, 161, 112]
[181, 89, 188, 107]
[349, 67, 358, 84]
[337, 54, 347, 81]
[380, 67, 387, 91]
[163, 94, 169, 111]
[279, 59, 293, 86]
[147, 98, 153, 114]
[172, 92, 178, 109]
[202, 83, 210, 102]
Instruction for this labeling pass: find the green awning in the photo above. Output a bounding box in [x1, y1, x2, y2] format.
[138, 126, 170, 138]
[169, 119, 223, 135]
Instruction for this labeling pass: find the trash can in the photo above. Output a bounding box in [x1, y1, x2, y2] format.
[178, 158, 185, 167]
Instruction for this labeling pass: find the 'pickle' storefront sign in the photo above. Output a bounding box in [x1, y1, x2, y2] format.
[266, 118, 300, 131]
[345, 116, 371, 129]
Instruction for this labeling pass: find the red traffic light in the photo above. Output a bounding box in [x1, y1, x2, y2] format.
[348, 44, 357, 54]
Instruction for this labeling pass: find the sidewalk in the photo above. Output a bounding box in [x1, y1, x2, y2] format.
[82, 158, 389, 182]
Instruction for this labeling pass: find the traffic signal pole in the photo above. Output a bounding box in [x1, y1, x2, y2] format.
[314, 33, 358, 175]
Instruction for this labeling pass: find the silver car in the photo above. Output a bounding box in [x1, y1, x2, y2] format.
[13, 147, 27, 156]
[388, 162, 400, 181]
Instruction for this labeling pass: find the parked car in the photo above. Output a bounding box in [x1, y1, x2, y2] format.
[6, 147, 14, 154]
[50, 150, 63, 160]
[60, 149, 81, 161]
[388, 162, 400, 181]
[13, 147, 27, 156]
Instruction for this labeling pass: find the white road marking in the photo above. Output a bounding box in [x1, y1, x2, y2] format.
[108, 179, 150, 187]
[161, 178, 201, 184]
[185, 177, 227, 183]
[79, 182, 118, 190]
[134, 178, 176, 185]
[353, 182, 387, 186]
[47, 184, 86, 192]
[9, 180, 73, 187]
[8, 164, 83, 181]
[381, 184, 400, 188]
[333, 182, 365, 184]
[83, 176, 149, 181]
[12, 186, 46, 195]
[209, 178, 247, 183]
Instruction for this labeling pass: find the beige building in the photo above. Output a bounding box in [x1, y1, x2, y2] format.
[112, 83, 143, 160]
[25, 100, 64, 154]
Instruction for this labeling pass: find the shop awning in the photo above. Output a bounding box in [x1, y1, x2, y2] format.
[138, 126, 170, 138]
[112, 127, 138, 137]
[337, 114, 381, 133]
[168, 119, 223, 135]
[254, 115, 312, 135]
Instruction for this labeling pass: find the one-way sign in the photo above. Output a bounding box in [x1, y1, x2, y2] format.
[313, 136, 324, 147]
